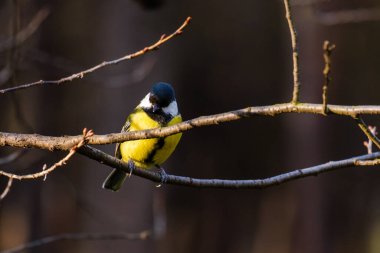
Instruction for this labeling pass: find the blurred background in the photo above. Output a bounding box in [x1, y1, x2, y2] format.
[1, 0, 380, 252]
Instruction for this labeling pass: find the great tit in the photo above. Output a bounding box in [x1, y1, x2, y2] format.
[103, 82, 182, 191]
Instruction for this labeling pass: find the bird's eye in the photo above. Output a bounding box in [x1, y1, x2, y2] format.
[149, 94, 158, 104]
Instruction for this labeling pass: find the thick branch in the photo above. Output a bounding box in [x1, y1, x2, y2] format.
[0, 17, 191, 94]
[0, 129, 93, 181]
[79, 145, 380, 189]
[2, 103, 380, 151]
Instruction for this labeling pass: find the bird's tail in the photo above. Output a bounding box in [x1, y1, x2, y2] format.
[102, 169, 127, 191]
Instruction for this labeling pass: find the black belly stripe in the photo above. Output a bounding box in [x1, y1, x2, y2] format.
[141, 107, 174, 165]
[144, 137, 166, 165]
[143, 108, 173, 125]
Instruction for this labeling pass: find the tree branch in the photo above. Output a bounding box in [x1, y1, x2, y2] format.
[0, 230, 151, 253]
[322, 40, 335, 114]
[0, 129, 93, 181]
[355, 116, 380, 150]
[0, 177, 13, 200]
[79, 145, 380, 189]
[0, 0, 378, 193]
[0, 17, 191, 94]
[283, 0, 301, 104]
[2, 103, 380, 151]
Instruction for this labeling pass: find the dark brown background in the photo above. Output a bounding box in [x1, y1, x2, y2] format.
[1, 0, 380, 252]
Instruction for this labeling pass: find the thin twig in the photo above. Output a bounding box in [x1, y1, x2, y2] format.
[0, 7, 50, 53]
[354, 116, 380, 150]
[0, 17, 192, 94]
[363, 126, 377, 154]
[0, 129, 93, 180]
[79, 145, 380, 189]
[322, 40, 335, 114]
[2, 103, 380, 151]
[0, 177, 13, 200]
[354, 159, 380, 166]
[0, 230, 151, 253]
[283, 0, 301, 104]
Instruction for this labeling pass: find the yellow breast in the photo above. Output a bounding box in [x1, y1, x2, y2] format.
[119, 109, 182, 169]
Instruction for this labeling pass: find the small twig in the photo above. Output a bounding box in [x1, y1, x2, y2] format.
[354, 159, 380, 166]
[0, 7, 50, 53]
[363, 126, 377, 154]
[79, 145, 380, 189]
[283, 0, 301, 104]
[354, 116, 380, 150]
[322, 40, 336, 114]
[0, 17, 191, 94]
[0, 177, 13, 200]
[0, 230, 151, 253]
[0, 129, 93, 180]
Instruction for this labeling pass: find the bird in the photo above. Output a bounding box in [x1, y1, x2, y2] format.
[103, 82, 182, 191]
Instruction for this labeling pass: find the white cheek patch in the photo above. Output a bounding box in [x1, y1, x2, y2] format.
[163, 100, 178, 116]
[139, 93, 152, 109]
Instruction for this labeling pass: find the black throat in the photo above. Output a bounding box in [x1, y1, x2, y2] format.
[143, 107, 173, 125]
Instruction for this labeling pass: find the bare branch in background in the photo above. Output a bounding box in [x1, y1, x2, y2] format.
[0, 230, 151, 253]
[317, 8, 380, 25]
[0, 17, 191, 94]
[104, 57, 157, 88]
[0, 7, 50, 53]
[292, 0, 329, 7]
[322, 40, 335, 114]
[0, 150, 25, 166]
[283, 0, 301, 104]
[292, 0, 380, 25]
[0, 67, 12, 86]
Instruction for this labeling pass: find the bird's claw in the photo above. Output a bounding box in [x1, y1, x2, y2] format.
[155, 166, 168, 187]
[127, 160, 136, 177]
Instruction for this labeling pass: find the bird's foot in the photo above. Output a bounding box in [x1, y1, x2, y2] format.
[127, 160, 136, 177]
[155, 165, 168, 187]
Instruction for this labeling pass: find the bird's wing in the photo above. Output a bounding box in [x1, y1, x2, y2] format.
[115, 119, 131, 159]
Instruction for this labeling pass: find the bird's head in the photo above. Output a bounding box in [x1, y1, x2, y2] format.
[139, 82, 178, 116]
